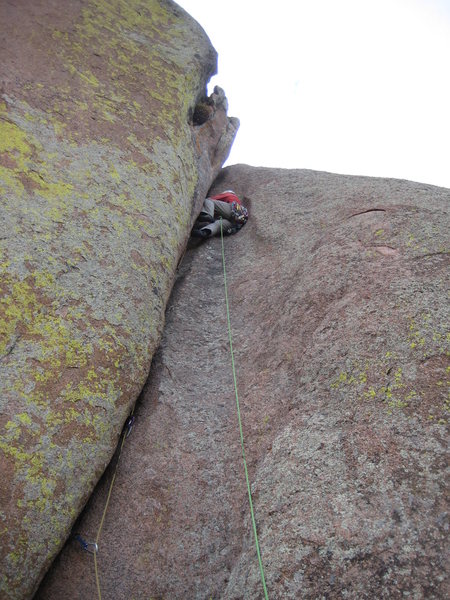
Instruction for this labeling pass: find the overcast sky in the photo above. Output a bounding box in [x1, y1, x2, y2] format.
[178, 0, 450, 189]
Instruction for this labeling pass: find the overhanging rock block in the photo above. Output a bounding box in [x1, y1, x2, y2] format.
[0, 1, 238, 598]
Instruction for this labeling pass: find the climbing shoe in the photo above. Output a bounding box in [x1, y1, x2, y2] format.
[199, 212, 215, 223]
[191, 229, 208, 238]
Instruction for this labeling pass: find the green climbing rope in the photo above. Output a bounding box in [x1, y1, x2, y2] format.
[220, 219, 269, 600]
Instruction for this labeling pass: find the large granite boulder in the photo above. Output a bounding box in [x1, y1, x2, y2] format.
[0, 1, 238, 598]
[37, 165, 449, 598]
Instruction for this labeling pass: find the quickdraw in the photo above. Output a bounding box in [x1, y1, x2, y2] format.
[73, 410, 135, 600]
[74, 534, 98, 555]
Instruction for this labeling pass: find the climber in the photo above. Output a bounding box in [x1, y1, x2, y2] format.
[191, 190, 248, 238]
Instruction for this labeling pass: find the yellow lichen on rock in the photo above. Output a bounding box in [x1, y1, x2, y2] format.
[0, 1, 238, 598]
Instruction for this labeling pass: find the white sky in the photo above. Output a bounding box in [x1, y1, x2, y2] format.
[178, 0, 450, 189]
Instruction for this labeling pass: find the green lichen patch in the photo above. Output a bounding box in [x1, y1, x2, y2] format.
[330, 308, 449, 424]
[0, 3, 218, 597]
[0, 0, 229, 593]
[16, 0, 215, 159]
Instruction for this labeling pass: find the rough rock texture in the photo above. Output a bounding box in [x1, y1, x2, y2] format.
[0, 1, 238, 598]
[38, 165, 449, 599]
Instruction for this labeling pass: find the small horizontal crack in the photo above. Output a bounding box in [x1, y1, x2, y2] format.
[349, 208, 386, 218]
[412, 251, 449, 260]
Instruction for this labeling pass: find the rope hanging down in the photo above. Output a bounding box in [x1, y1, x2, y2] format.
[93, 413, 135, 599]
[73, 414, 135, 600]
[220, 218, 270, 600]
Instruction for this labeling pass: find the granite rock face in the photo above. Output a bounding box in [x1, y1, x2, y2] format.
[37, 165, 449, 599]
[0, 1, 238, 598]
